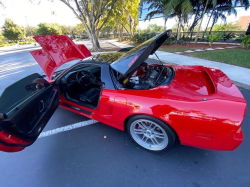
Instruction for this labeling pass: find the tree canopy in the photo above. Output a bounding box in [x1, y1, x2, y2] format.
[140, 24, 164, 34]
[36, 23, 62, 35]
[25, 26, 37, 37]
[212, 22, 245, 31]
[60, 25, 71, 35]
[59, 0, 118, 50]
[71, 24, 86, 37]
[2, 19, 26, 42]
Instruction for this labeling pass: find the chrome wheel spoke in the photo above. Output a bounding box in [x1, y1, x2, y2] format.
[148, 123, 154, 128]
[134, 128, 144, 134]
[153, 131, 165, 139]
[142, 135, 148, 142]
[150, 137, 159, 145]
[154, 134, 165, 139]
[137, 121, 147, 129]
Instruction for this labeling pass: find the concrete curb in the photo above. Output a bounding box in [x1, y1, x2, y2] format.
[189, 42, 241, 45]
[107, 41, 134, 48]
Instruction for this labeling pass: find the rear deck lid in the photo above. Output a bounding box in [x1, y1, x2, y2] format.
[110, 30, 171, 78]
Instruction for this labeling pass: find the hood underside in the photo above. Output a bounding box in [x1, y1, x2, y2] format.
[30, 35, 92, 80]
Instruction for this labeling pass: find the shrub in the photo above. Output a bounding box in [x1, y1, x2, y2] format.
[164, 38, 173, 45]
[18, 41, 34, 45]
[205, 33, 224, 46]
[241, 35, 250, 49]
[132, 33, 155, 43]
[74, 38, 82, 41]
[223, 32, 235, 41]
[132, 34, 144, 43]
[0, 43, 9, 47]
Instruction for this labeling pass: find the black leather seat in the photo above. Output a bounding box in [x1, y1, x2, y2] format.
[79, 87, 100, 104]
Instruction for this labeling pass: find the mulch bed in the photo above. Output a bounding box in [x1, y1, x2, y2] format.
[90, 47, 120, 52]
[160, 43, 240, 50]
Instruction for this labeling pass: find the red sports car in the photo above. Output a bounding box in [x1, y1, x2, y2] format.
[0, 30, 247, 153]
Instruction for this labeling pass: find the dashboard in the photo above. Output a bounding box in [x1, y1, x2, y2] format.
[62, 65, 101, 85]
[67, 73, 77, 84]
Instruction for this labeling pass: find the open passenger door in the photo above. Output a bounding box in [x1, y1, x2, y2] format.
[0, 73, 59, 152]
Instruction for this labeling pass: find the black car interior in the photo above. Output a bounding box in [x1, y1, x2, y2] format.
[59, 65, 102, 109]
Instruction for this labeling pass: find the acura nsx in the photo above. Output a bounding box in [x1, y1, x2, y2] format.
[0, 30, 247, 152]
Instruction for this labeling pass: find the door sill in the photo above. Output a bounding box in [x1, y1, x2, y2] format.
[61, 103, 92, 115]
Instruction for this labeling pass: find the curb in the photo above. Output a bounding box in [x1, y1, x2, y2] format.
[189, 42, 241, 45]
[107, 41, 134, 48]
[106, 41, 120, 48]
[232, 81, 250, 91]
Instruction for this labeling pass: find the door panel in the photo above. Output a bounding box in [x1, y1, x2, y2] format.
[0, 73, 59, 152]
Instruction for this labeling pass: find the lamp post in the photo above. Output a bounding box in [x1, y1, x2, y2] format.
[25, 16, 33, 37]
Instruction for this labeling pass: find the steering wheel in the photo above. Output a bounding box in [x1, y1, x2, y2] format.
[76, 70, 102, 88]
[76, 70, 92, 88]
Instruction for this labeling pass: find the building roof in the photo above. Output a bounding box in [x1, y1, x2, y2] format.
[238, 16, 250, 30]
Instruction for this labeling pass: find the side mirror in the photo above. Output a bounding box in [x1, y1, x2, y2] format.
[25, 83, 41, 92]
[101, 82, 105, 88]
[0, 113, 7, 120]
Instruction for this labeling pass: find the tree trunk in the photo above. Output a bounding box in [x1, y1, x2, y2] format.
[177, 16, 182, 40]
[119, 28, 123, 42]
[181, 23, 185, 38]
[163, 16, 168, 31]
[194, 0, 209, 43]
[129, 17, 132, 39]
[209, 10, 218, 35]
[96, 29, 100, 40]
[203, 9, 214, 37]
[91, 32, 100, 50]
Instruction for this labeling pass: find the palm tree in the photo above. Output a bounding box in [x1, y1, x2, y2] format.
[194, 0, 217, 43]
[141, 0, 193, 40]
[194, 0, 250, 42]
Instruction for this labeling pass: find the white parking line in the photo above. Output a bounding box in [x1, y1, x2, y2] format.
[38, 119, 98, 138]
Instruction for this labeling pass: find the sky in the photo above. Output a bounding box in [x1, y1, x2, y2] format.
[139, 7, 250, 30]
[0, 0, 249, 30]
[0, 0, 81, 27]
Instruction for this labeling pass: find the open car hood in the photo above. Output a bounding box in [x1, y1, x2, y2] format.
[30, 35, 92, 80]
[110, 30, 171, 77]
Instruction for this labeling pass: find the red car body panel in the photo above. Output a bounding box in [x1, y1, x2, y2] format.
[0, 131, 31, 152]
[30, 35, 92, 80]
[58, 64, 246, 151]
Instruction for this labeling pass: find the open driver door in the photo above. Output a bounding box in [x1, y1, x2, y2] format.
[0, 73, 59, 152]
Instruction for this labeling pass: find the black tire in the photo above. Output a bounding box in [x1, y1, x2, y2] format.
[126, 115, 176, 152]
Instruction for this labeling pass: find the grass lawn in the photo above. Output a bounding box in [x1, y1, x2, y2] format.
[188, 49, 250, 69]
[159, 47, 193, 52]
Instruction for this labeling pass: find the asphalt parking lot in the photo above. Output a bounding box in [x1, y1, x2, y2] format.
[0, 49, 249, 187]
